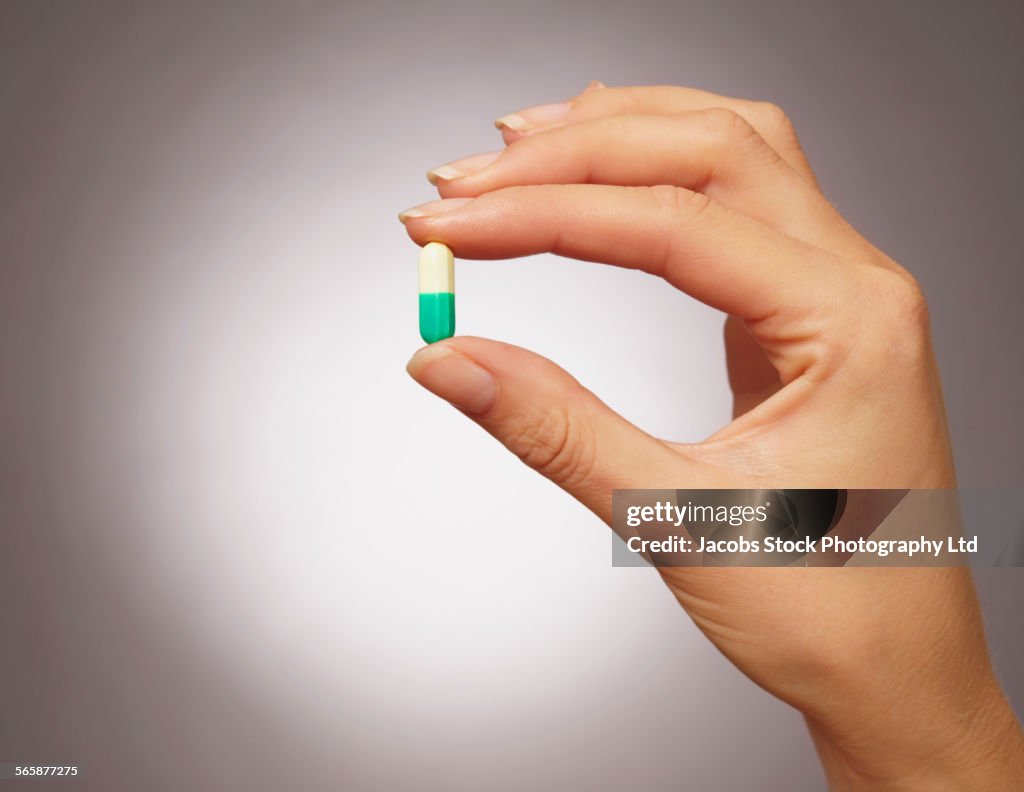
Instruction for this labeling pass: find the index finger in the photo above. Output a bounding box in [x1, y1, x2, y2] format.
[399, 185, 850, 382]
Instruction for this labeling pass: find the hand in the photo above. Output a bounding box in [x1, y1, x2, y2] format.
[400, 83, 1024, 789]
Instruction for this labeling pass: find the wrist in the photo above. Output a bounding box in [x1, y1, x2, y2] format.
[804, 677, 1024, 790]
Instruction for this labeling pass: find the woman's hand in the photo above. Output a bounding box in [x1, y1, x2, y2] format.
[400, 83, 1024, 789]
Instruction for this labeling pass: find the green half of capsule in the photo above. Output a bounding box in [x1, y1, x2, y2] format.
[419, 292, 455, 344]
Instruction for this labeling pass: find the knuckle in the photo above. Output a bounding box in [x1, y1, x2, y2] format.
[754, 101, 796, 138]
[702, 106, 759, 147]
[506, 403, 594, 487]
[700, 107, 782, 172]
[749, 101, 804, 157]
[648, 183, 714, 219]
[886, 272, 931, 332]
[856, 266, 930, 332]
[838, 269, 932, 372]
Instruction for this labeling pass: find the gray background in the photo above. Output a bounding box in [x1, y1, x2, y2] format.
[1, 1, 1021, 790]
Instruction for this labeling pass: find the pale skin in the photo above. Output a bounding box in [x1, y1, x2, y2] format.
[399, 82, 1024, 789]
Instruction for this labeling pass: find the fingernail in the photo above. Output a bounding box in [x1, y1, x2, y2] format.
[584, 79, 606, 91]
[495, 101, 572, 133]
[426, 150, 502, 185]
[398, 197, 473, 223]
[406, 344, 497, 415]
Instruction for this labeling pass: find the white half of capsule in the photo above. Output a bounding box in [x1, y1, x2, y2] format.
[418, 242, 454, 293]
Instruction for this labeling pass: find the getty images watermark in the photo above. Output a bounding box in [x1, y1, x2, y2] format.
[611, 489, 1024, 567]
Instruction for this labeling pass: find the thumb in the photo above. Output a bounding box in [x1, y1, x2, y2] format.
[406, 336, 696, 521]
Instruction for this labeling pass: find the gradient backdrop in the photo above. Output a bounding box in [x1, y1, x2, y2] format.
[1, 1, 1022, 790]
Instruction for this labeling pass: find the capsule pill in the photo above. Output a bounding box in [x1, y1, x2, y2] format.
[418, 242, 455, 344]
